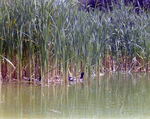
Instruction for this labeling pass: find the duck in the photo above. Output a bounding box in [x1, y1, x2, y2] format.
[27, 75, 41, 82]
[26, 72, 85, 84]
[68, 72, 84, 82]
[48, 72, 84, 83]
[48, 76, 63, 84]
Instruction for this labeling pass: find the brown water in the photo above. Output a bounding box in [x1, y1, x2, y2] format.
[0, 73, 150, 118]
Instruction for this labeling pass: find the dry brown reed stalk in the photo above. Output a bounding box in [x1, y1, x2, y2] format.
[0, 72, 2, 82]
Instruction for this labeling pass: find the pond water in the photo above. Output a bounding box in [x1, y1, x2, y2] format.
[0, 73, 150, 118]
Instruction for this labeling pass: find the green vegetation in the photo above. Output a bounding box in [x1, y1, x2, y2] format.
[0, 0, 150, 84]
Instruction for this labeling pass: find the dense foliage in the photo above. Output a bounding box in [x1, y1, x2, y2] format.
[0, 0, 150, 84]
[79, 0, 150, 12]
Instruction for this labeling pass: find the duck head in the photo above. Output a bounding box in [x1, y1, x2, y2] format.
[80, 72, 84, 79]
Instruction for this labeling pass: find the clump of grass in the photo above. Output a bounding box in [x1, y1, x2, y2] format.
[0, 0, 150, 84]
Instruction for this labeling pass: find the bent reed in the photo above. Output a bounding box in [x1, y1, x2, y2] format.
[0, 0, 150, 84]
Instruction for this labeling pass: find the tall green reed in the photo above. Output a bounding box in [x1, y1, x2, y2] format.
[0, 0, 150, 83]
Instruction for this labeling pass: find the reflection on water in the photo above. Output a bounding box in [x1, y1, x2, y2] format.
[0, 73, 150, 118]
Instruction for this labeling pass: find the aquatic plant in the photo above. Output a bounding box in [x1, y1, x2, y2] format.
[0, 0, 150, 85]
[78, 0, 150, 12]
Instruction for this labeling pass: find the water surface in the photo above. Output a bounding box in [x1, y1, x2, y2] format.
[0, 73, 150, 118]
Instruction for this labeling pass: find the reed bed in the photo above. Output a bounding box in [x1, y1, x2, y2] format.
[0, 0, 150, 84]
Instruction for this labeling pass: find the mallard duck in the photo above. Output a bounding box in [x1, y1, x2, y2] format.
[48, 72, 84, 84]
[27, 72, 85, 84]
[48, 76, 63, 84]
[68, 72, 84, 82]
[27, 75, 41, 82]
